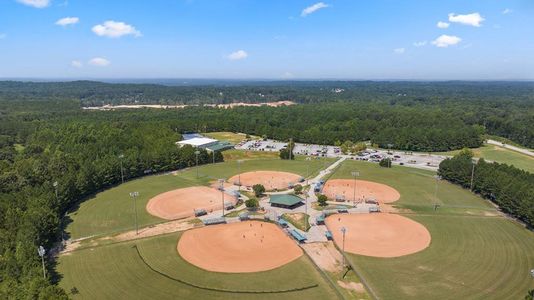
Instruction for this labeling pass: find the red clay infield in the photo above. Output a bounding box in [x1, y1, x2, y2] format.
[325, 213, 431, 258]
[322, 179, 400, 203]
[229, 171, 301, 190]
[146, 186, 235, 220]
[177, 221, 303, 273]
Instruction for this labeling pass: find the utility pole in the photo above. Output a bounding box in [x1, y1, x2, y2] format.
[351, 171, 359, 204]
[38, 246, 46, 279]
[130, 192, 139, 235]
[306, 156, 311, 186]
[119, 154, 125, 184]
[195, 150, 200, 178]
[470, 159, 476, 192]
[219, 179, 225, 217]
[340, 227, 347, 269]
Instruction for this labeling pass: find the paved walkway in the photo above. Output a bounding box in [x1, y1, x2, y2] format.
[487, 139, 534, 157]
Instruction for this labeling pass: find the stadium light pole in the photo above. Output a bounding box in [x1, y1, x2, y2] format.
[351, 171, 359, 204]
[53, 181, 65, 245]
[195, 150, 200, 178]
[340, 227, 347, 269]
[219, 179, 225, 217]
[130, 192, 139, 235]
[470, 159, 476, 192]
[237, 160, 244, 192]
[38, 246, 46, 279]
[434, 175, 441, 210]
[119, 154, 125, 184]
[305, 156, 311, 186]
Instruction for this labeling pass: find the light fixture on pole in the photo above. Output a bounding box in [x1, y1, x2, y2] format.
[38, 246, 46, 279]
[351, 171, 359, 204]
[119, 154, 125, 184]
[340, 227, 347, 268]
[434, 175, 441, 211]
[470, 159, 476, 192]
[237, 160, 244, 192]
[195, 150, 200, 178]
[218, 179, 225, 217]
[129, 192, 139, 235]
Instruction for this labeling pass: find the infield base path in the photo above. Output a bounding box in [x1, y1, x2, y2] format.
[178, 221, 303, 273]
[146, 186, 235, 220]
[323, 179, 400, 203]
[229, 171, 302, 190]
[326, 213, 431, 258]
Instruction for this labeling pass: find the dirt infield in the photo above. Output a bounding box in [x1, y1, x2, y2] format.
[322, 179, 400, 203]
[229, 171, 302, 190]
[146, 186, 236, 220]
[325, 214, 431, 258]
[178, 221, 303, 273]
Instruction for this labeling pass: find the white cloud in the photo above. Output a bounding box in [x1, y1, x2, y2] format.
[448, 12, 485, 27]
[16, 0, 50, 8]
[301, 2, 329, 17]
[437, 21, 450, 29]
[413, 41, 427, 47]
[55, 17, 79, 26]
[432, 35, 462, 48]
[71, 60, 82, 68]
[92, 21, 141, 38]
[88, 57, 110, 66]
[227, 50, 248, 61]
[394, 48, 405, 54]
[502, 8, 513, 15]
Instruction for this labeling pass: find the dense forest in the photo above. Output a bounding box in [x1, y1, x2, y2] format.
[1, 80, 533, 148]
[0, 80, 533, 297]
[438, 150, 534, 228]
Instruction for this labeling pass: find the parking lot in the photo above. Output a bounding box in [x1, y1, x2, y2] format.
[235, 138, 448, 171]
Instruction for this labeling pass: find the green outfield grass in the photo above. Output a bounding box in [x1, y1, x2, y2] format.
[221, 149, 280, 161]
[329, 160, 534, 299]
[436, 144, 534, 173]
[57, 232, 339, 300]
[66, 156, 334, 239]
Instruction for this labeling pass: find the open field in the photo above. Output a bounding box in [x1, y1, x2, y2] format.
[436, 144, 534, 173]
[66, 155, 334, 239]
[221, 149, 280, 160]
[329, 160, 534, 299]
[203, 131, 251, 144]
[57, 232, 338, 300]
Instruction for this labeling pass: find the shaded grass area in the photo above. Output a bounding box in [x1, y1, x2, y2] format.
[57, 232, 339, 300]
[330, 160, 534, 299]
[67, 156, 334, 239]
[436, 144, 534, 173]
[281, 213, 311, 231]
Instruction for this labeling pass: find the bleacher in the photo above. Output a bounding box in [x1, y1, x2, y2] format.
[316, 214, 325, 225]
[202, 217, 226, 225]
[290, 229, 307, 243]
[277, 218, 289, 228]
[194, 209, 207, 217]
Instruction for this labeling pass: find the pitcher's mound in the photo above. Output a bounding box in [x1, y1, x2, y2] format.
[323, 179, 400, 203]
[146, 186, 235, 220]
[325, 214, 431, 257]
[178, 221, 303, 273]
[229, 171, 301, 190]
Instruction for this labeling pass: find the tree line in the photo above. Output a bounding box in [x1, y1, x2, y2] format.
[0, 116, 222, 298]
[438, 150, 534, 228]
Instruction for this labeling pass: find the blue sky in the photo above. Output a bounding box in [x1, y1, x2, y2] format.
[1, 0, 533, 80]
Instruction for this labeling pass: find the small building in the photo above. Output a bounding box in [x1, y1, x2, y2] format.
[203, 217, 226, 226]
[182, 133, 205, 140]
[194, 208, 207, 217]
[277, 218, 289, 228]
[269, 194, 304, 209]
[176, 137, 218, 149]
[205, 141, 234, 153]
[289, 229, 307, 243]
[325, 230, 333, 240]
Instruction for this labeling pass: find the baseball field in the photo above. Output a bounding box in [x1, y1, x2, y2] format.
[328, 160, 534, 299]
[57, 154, 534, 299]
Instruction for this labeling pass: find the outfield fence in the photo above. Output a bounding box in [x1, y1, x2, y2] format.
[134, 245, 320, 294]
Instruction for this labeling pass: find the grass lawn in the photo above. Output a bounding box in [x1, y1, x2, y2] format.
[329, 160, 534, 299]
[57, 231, 339, 300]
[281, 213, 311, 231]
[436, 144, 534, 173]
[222, 149, 280, 161]
[66, 156, 335, 240]
[203, 131, 252, 144]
